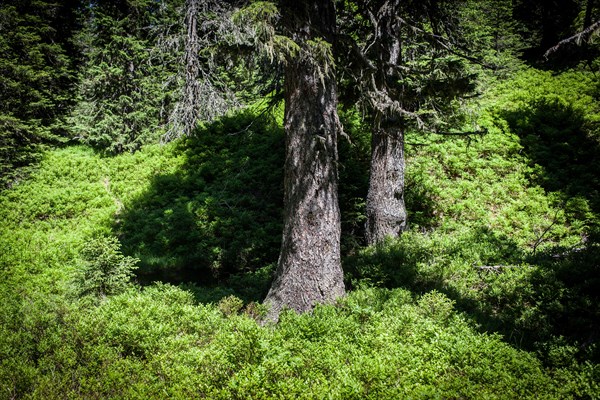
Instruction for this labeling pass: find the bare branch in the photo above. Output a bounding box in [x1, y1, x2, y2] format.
[161, 0, 240, 141]
[532, 208, 562, 255]
[474, 265, 523, 272]
[544, 20, 600, 59]
[433, 128, 488, 136]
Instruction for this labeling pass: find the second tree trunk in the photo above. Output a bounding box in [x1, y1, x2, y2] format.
[365, 120, 407, 245]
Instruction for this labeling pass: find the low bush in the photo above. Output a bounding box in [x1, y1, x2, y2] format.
[116, 111, 284, 286]
[4, 284, 598, 398]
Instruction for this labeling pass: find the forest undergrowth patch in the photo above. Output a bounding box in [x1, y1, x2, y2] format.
[1, 69, 599, 398]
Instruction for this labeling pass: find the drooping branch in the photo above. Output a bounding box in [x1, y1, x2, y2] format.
[366, 79, 427, 129]
[405, 128, 488, 147]
[162, 0, 239, 141]
[429, 33, 496, 70]
[339, 0, 481, 134]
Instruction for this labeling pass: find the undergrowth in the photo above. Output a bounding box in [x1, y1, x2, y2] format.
[1, 68, 599, 397]
[2, 283, 598, 399]
[348, 68, 600, 365]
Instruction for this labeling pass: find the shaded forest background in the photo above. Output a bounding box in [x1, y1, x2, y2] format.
[1, 0, 600, 398]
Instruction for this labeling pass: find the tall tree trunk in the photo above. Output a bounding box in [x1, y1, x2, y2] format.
[264, 0, 345, 321]
[365, 0, 408, 245]
[365, 121, 407, 245]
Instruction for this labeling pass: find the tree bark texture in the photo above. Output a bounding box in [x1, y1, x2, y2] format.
[365, 0, 408, 245]
[365, 122, 407, 245]
[264, 0, 345, 321]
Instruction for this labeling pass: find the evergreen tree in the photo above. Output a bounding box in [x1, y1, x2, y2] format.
[0, 0, 78, 187]
[263, 0, 345, 321]
[458, 0, 526, 73]
[70, 0, 175, 153]
[162, 0, 239, 141]
[338, 0, 477, 244]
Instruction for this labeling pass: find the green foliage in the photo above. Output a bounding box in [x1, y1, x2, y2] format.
[1, 5, 600, 393]
[494, 69, 600, 229]
[338, 108, 371, 249]
[0, 0, 77, 187]
[0, 112, 598, 398]
[2, 283, 598, 398]
[231, 1, 301, 64]
[117, 111, 284, 288]
[346, 67, 600, 365]
[218, 295, 245, 316]
[74, 236, 139, 299]
[337, 0, 478, 132]
[346, 225, 600, 363]
[458, 0, 526, 74]
[69, 0, 177, 153]
[0, 109, 283, 295]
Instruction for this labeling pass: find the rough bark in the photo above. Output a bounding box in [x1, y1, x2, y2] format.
[364, 0, 408, 245]
[264, 0, 345, 321]
[365, 121, 407, 245]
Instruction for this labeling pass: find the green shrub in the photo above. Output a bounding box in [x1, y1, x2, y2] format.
[116, 111, 284, 286]
[345, 68, 600, 364]
[1, 67, 599, 399]
[218, 295, 244, 316]
[73, 236, 139, 299]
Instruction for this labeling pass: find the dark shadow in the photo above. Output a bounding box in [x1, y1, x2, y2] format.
[404, 171, 439, 230]
[490, 93, 600, 362]
[345, 224, 600, 364]
[502, 97, 600, 215]
[541, 43, 600, 72]
[342, 96, 600, 363]
[115, 111, 284, 302]
[522, 236, 600, 362]
[345, 225, 525, 293]
[115, 109, 384, 303]
[337, 111, 372, 252]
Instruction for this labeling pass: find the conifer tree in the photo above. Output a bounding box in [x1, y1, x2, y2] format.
[162, 0, 238, 140]
[263, 0, 345, 321]
[0, 0, 78, 187]
[338, 0, 477, 244]
[458, 0, 525, 72]
[70, 0, 175, 153]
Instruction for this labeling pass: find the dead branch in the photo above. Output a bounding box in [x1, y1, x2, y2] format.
[544, 20, 600, 59]
[473, 265, 523, 273]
